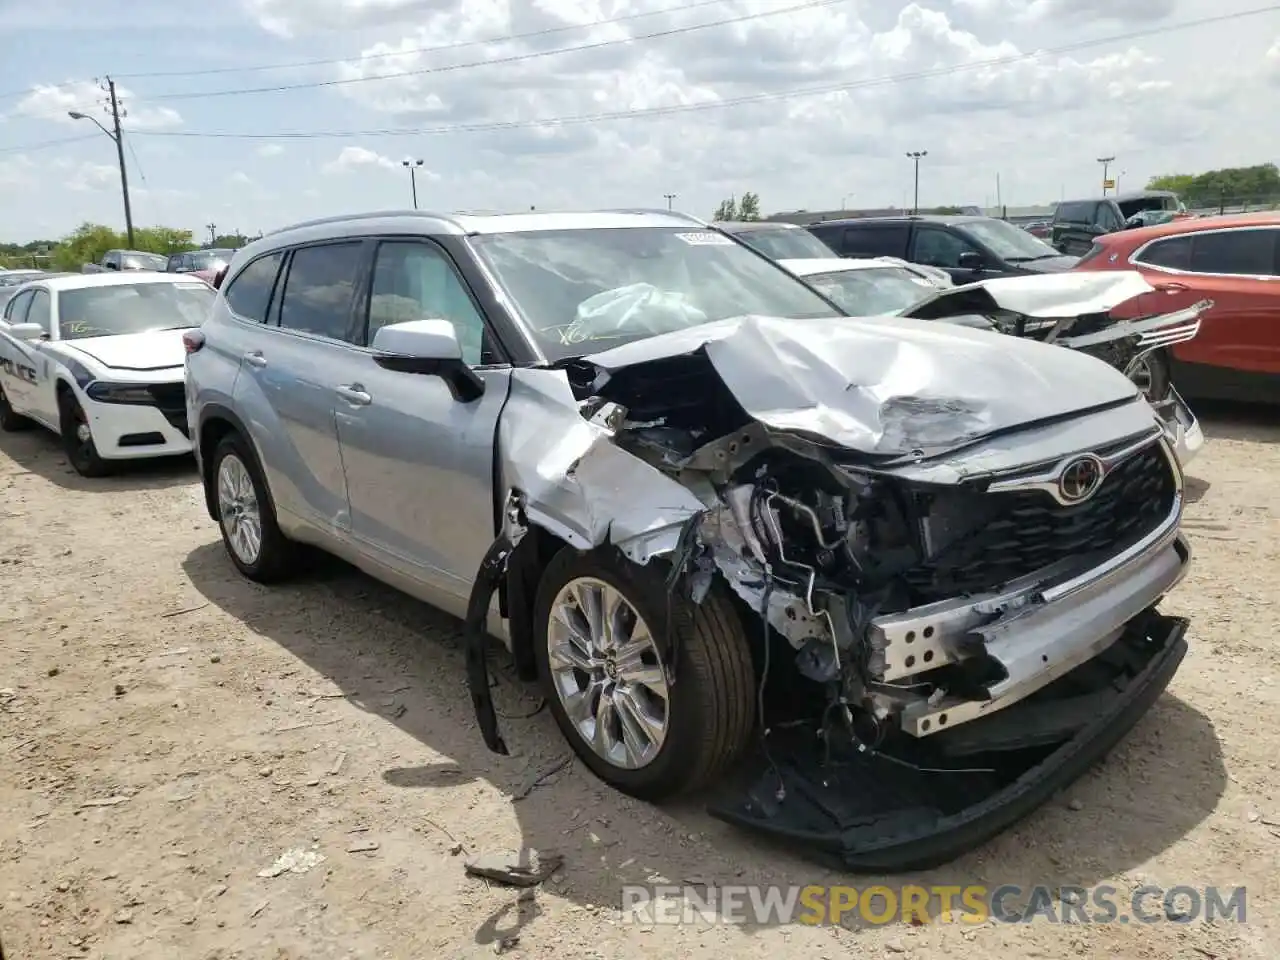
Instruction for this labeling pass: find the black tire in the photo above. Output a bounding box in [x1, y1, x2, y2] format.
[533, 546, 756, 801]
[0, 384, 31, 432]
[210, 432, 297, 583]
[1130, 350, 1172, 403]
[57, 390, 111, 477]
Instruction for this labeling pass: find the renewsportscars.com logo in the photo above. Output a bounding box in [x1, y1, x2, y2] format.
[620, 884, 1248, 926]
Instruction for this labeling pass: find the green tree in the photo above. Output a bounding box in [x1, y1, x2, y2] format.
[50, 223, 121, 271]
[1146, 173, 1196, 196]
[133, 226, 197, 255]
[713, 196, 739, 220]
[1148, 165, 1280, 205]
[738, 191, 762, 221]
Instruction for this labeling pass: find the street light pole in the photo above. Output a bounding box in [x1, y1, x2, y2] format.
[906, 151, 927, 214]
[68, 76, 134, 247]
[1097, 156, 1115, 196]
[663, 193, 676, 210]
[402, 158, 424, 209]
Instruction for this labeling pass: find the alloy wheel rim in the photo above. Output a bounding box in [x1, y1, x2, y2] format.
[217, 454, 263, 565]
[1128, 357, 1155, 400]
[546, 576, 670, 770]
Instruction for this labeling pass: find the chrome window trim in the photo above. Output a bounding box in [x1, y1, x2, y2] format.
[1127, 223, 1280, 281]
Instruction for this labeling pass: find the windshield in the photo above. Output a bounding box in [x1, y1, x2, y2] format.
[801, 266, 936, 316]
[469, 227, 842, 360]
[57, 281, 215, 340]
[955, 219, 1062, 261]
[736, 227, 837, 260]
[190, 249, 234, 271]
[121, 253, 167, 271]
[1118, 196, 1179, 217]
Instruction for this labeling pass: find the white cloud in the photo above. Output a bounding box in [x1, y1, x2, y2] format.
[322, 145, 399, 173]
[230, 171, 254, 185]
[65, 162, 118, 192]
[0, 154, 34, 187]
[256, 143, 285, 157]
[15, 79, 183, 131]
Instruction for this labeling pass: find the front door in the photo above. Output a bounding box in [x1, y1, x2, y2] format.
[334, 238, 511, 605]
[910, 226, 992, 283]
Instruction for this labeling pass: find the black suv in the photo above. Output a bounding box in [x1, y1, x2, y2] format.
[713, 220, 838, 260]
[1050, 190, 1182, 256]
[806, 215, 1078, 284]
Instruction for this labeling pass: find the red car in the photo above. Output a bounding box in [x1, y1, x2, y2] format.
[1073, 213, 1280, 403]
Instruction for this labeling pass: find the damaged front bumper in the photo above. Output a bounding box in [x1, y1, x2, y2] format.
[709, 609, 1189, 872]
[1151, 385, 1204, 467]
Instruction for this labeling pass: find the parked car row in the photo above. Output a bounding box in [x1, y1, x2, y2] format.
[0, 208, 1197, 873]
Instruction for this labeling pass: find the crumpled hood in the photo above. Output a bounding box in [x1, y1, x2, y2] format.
[582, 314, 1139, 456]
[59, 329, 188, 372]
[901, 270, 1154, 321]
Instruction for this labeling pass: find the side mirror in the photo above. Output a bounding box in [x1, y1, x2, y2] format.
[957, 251, 984, 270]
[371, 319, 484, 403]
[105, 262, 119, 271]
[8, 322, 45, 340]
[211, 267, 227, 290]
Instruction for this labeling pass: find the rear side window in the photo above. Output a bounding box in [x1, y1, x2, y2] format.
[224, 252, 283, 323]
[26, 290, 51, 335]
[4, 289, 33, 323]
[1055, 201, 1094, 224]
[1136, 236, 1192, 271]
[1189, 229, 1276, 276]
[841, 225, 909, 258]
[278, 242, 364, 342]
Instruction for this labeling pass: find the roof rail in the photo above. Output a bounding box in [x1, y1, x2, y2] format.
[264, 209, 464, 237]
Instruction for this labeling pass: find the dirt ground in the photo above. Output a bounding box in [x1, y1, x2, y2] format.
[1, 407, 1278, 960]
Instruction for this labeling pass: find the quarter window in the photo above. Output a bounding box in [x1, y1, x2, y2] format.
[26, 290, 51, 335]
[4, 290, 33, 323]
[278, 243, 364, 342]
[223, 252, 283, 323]
[368, 241, 488, 363]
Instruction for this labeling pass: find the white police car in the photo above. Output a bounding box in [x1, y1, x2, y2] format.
[0, 271, 214, 476]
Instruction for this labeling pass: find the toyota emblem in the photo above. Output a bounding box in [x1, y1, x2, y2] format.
[1058, 455, 1105, 503]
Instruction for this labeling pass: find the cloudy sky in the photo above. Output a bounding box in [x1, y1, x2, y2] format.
[0, 0, 1276, 242]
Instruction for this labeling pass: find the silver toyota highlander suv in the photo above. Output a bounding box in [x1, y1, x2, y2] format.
[185, 210, 1192, 871]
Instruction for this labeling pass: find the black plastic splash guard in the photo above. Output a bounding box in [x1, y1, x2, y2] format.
[707, 611, 1189, 873]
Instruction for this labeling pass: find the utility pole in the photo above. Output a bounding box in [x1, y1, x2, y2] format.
[996, 171, 1003, 218]
[1097, 156, 1115, 196]
[402, 158, 424, 209]
[906, 151, 927, 214]
[107, 78, 134, 247]
[663, 193, 676, 210]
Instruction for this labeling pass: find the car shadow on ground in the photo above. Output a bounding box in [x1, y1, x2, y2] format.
[182, 542, 1227, 940]
[0, 427, 196, 492]
[1195, 400, 1280, 444]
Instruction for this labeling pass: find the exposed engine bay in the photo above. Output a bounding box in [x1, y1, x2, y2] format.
[467, 311, 1193, 869]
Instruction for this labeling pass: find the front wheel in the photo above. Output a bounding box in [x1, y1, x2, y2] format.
[1128, 350, 1171, 403]
[58, 392, 110, 477]
[533, 547, 756, 801]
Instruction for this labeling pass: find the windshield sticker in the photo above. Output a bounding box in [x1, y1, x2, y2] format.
[675, 232, 734, 246]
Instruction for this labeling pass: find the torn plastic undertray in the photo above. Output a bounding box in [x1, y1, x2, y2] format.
[707, 611, 1189, 873]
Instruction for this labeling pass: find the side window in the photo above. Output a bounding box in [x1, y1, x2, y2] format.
[911, 228, 979, 268]
[166, 255, 182, 272]
[103, 252, 119, 270]
[842, 225, 909, 258]
[4, 290, 33, 324]
[26, 290, 51, 335]
[223, 252, 284, 323]
[805, 225, 840, 251]
[368, 241, 488, 365]
[278, 242, 364, 342]
[1094, 204, 1123, 232]
[1189, 229, 1276, 276]
[1054, 201, 1091, 224]
[1137, 236, 1192, 271]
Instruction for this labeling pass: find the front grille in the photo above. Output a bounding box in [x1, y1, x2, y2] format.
[146, 382, 189, 438]
[902, 443, 1177, 603]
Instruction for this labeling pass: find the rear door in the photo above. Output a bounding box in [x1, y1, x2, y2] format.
[0, 289, 36, 412]
[334, 237, 512, 606]
[1131, 226, 1280, 383]
[231, 240, 368, 536]
[826, 223, 911, 259]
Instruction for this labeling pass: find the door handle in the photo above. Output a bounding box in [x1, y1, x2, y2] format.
[1155, 281, 1188, 293]
[243, 350, 267, 368]
[335, 384, 371, 406]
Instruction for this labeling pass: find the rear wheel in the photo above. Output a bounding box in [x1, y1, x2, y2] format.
[211, 432, 297, 582]
[0, 385, 31, 432]
[58, 391, 110, 477]
[533, 547, 756, 801]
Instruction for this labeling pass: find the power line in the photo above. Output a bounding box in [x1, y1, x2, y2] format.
[0, 133, 100, 156]
[144, 0, 855, 102]
[122, 7, 1280, 142]
[113, 0, 741, 80]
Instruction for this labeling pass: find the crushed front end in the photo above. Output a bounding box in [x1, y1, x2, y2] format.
[478, 315, 1193, 871]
